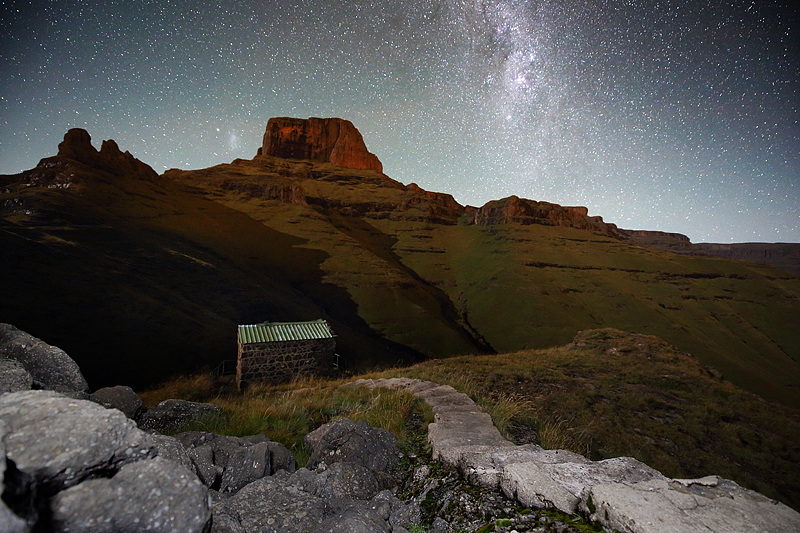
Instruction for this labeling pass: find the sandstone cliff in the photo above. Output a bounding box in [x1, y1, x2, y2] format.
[260, 117, 383, 173]
[469, 195, 622, 236]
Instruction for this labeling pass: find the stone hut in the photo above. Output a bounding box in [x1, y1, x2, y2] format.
[236, 319, 336, 389]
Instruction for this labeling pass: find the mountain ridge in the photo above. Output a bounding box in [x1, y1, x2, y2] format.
[1, 124, 799, 409]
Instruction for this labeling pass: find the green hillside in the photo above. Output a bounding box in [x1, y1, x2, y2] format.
[166, 155, 800, 407]
[2, 139, 799, 408]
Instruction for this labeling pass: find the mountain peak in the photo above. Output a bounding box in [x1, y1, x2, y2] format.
[57, 128, 96, 160]
[51, 128, 158, 181]
[259, 117, 383, 173]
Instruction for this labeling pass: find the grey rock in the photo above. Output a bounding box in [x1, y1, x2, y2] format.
[174, 430, 219, 448]
[0, 323, 88, 393]
[219, 441, 270, 493]
[313, 505, 391, 533]
[174, 431, 293, 491]
[0, 390, 156, 492]
[431, 517, 450, 533]
[388, 499, 422, 530]
[188, 444, 219, 488]
[89, 385, 142, 418]
[266, 440, 296, 474]
[209, 496, 245, 533]
[585, 475, 800, 533]
[314, 461, 380, 500]
[305, 417, 400, 474]
[0, 420, 34, 533]
[51, 457, 211, 532]
[240, 433, 270, 445]
[206, 434, 245, 470]
[137, 398, 222, 433]
[287, 467, 318, 493]
[152, 433, 195, 472]
[0, 358, 33, 393]
[500, 453, 664, 514]
[368, 489, 398, 521]
[223, 475, 326, 533]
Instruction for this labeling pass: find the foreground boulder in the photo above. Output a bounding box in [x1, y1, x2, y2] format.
[305, 417, 400, 474]
[0, 390, 154, 493]
[0, 323, 88, 394]
[0, 390, 211, 531]
[211, 418, 406, 532]
[173, 431, 296, 493]
[51, 457, 210, 532]
[89, 385, 143, 419]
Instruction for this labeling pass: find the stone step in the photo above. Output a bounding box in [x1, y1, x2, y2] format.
[355, 378, 800, 533]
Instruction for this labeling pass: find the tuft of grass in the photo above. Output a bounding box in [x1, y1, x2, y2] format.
[143, 374, 433, 468]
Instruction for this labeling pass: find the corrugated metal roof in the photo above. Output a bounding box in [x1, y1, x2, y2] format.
[238, 319, 335, 344]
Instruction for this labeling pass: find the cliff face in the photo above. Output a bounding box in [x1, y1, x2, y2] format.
[469, 195, 622, 236]
[260, 117, 383, 173]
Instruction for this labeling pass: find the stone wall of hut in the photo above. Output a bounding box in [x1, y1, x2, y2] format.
[236, 337, 335, 389]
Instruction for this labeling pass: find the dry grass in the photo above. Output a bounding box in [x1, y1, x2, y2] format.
[142, 373, 433, 467]
[139, 329, 800, 510]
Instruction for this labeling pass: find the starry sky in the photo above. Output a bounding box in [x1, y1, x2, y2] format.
[1, 0, 797, 242]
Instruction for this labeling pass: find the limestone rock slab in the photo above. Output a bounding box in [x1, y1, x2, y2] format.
[0, 390, 155, 492]
[51, 457, 210, 532]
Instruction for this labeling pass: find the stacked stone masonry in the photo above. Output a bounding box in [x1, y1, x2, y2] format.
[348, 377, 800, 533]
[237, 338, 335, 389]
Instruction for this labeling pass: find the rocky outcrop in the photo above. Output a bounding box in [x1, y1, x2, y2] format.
[619, 229, 693, 250]
[55, 128, 158, 180]
[4, 129, 158, 190]
[470, 196, 622, 236]
[352, 377, 800, 533]
[260, 117, 383, 173]
[0, 323, 88, 395]
[692, 242, 800, 274]
[305, 417, 400, 475]
[173, 431, 296, 493]
[0, 390, 211, 532]
[51, 457, 210, 532]
[210, 417, 407, 533]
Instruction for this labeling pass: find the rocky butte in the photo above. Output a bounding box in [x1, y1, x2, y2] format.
[258, 116, 383, 173]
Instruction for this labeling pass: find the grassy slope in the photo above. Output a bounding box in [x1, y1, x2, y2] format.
[0, 168, 424, 388]
[3, 152, 799, 409]
[372, 329, 800, 510]
[169, 157, 800, 406]
[390, 223, 800, 407]
[139, 329, 800, 511]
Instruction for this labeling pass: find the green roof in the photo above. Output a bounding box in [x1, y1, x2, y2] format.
[238, 320, 335, 344]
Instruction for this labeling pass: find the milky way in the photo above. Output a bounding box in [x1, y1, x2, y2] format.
[1, 0, 797, 242]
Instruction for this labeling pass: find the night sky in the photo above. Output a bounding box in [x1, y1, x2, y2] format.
[1, 0, 797, 242]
